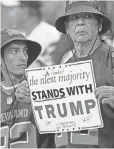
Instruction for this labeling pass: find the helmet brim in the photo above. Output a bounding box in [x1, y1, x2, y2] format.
[1, 37, 41, 67]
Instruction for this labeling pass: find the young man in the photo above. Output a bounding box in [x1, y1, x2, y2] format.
[0, 29, 55, 148]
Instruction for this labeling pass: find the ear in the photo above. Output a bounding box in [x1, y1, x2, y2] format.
[98, 18, 103, 32]
[1, 58, 5, 68]
[64, 22, 69, 34]
[1, 58, 3, 65]
[66, 29, 69, 35]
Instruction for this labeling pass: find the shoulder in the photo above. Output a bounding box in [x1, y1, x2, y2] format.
[1, 88, 8, 99]
[106, 42, 114, 66]
[102, 41, 114, 52]
[100, 41, 111, 51]
[109, 45, 114, 57]
[60, 50, 73, 64]
[99, 42, 114, 61]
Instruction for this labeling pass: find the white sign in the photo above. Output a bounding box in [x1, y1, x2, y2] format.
[26, 60, 103, 134]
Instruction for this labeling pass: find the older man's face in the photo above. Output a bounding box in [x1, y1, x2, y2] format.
[66, 12, 101, 43]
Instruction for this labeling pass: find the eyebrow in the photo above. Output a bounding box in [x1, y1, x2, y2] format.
[8, 45, 28, 50]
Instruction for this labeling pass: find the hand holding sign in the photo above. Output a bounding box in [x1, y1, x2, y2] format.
[15, 80, 31, 103]
[95, 86, 114, 108]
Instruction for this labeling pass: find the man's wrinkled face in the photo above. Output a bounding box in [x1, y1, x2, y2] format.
[65, 12, 101, 43]
[2, 41, 28, 76]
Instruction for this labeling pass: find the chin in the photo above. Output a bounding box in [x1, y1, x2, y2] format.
[75, 34, 89, 42]
[18, 71, 25, 75]
[76, 38, 89, 43]
[14, 69, 25, 76]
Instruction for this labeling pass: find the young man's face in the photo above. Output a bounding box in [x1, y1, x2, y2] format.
[65, 12, 101, 43]
[2, 41, 28, 76]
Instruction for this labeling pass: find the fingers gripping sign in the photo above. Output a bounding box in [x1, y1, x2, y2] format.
[15, 80, 31, 104]
[95, 86, 114, 108]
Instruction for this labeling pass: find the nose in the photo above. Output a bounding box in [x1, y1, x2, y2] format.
[77, 17, 85, 26]
[19, 51, 27, 61]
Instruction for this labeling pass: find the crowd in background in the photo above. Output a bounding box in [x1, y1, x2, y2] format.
[1, 0, 114, 67]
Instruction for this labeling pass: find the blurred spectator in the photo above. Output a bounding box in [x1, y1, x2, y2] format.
[20, 1, 70, 67]
[19, 1, 64, 67]
[17, 1, 61, 67]
[113, 38, 114, 47]
[99, 1, 114, 47]
[102, 30, 113, 47]
[27, 18, 61, 67]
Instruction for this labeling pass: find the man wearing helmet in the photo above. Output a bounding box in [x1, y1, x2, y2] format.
[0, 29, 55, 148]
